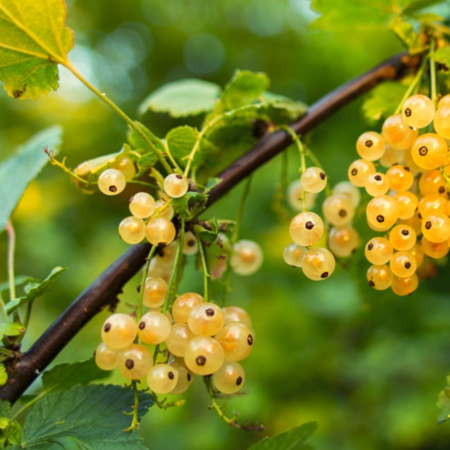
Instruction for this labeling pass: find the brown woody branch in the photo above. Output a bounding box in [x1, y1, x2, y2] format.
[0, 52, 415, 404]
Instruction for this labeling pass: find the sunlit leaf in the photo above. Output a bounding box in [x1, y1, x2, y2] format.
[249, 422, 317, 449]
[0, 322, 25, 340]
[0, 0, 74, 99]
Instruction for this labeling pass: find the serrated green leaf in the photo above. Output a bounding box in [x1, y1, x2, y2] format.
[166, 126, 198, 164]
[21, 384, 152, 449]
[127, 121, 162, 170]
[0, 365, 7, 387]
[171, 192, 208, 220]
[0, 275, 39, 300]
[435, 47, 450, 69]
[205, 177, 222, 192]
[139, 79, 221, 117]
[249, 422, 317, 450]
[5, 267, 66, 315]
[193, 224, 218, 243]
[217, 70, 269, 112]
[0, 323, 25, 340]
[42, 358, 110, 392]
[0, 0, 74, 99]
[262, 92, 308, 123]
[0, 400, 11, 419]
[0, 126, 62, 231]
[2, 420, 21, 447]
[362, 81, 407, 124]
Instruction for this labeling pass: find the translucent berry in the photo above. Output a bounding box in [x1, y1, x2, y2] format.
[111, 154, 136, 181]
[401, 214, 423, 237]
[172, 292, 204, 323]
[222, 306, 252, 329]
[301, 247, 336, 281]
[348, 159, 376, 187]
[129, 192, 156, 218]
[101, 314, 137, 349]
[394, 191, 419, 220]
[95, 342, 119, 371]
[142, 276, 167, 308]
[421, 236, 449, 259]
[390, 251, 417, 278]
[183, 231, 199, 255]
[439, 95, 450, 109]
[117, 344, 152, 379]
[184, 336, 225, 375]
[169, 361, 193, 394]
[231, 240, 263, 276]
[322, 194, 355, 227]
[402, 94, 435, 129]
[154, 199, 174, 220]
[333, 181, 361, 207]
[215, 322, 253, 361]
[422, 213, 450, 243]
[389, 225, 416, 251]
[287, 180, 317, 211]
[118, 216, 146, 244]
[382, 114, 418, 150]
[365, 237, 394, 265]
[147, 363, 178, 394]
[403, 147, 423, 174]
[165, 323, 196, 357]
[379, 146, 405, 168]
[365, 173, 390, 197]
[137, 311, 171, 345]
[366, 195, 399, 231]
[289, 212, 324, 247]
[145, 218, 176, 246]
[356, 131, 386, 161]
[98, 168, 127, 196]
[213, 361, 245, 394]
[164, 173, 189, 198]
[386, 165, 414, 191]
[283, 243, 307, 267]
[328, 226, 360, 258]
[433, 106, 450, 139]
[411, 133, 448, 170]
[300, 167, 327, 193]
[410, 244, 425, 267]
[367, 264, 393, 290]
[391, 274, 419, 296]
[188, 303, 224, 336]
[418, 194, 448, 218]
[419, 170, 446, 196]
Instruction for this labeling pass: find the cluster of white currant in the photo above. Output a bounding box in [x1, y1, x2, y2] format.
[283, 165, 362, 280]
[348, 93, 450, 296]
[95, 292, 254, 396]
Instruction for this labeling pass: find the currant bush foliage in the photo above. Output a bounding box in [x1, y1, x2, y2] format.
[0, 0, 74, 99]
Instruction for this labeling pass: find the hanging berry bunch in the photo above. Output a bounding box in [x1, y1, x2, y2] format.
[348, 41, 450, 296]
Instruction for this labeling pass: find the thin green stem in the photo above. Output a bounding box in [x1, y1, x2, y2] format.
[5, 221, 17, 323]
[430, 39, 437, 108]
[11, 390, 46, 420]
[64, 61, 173, 175]
[45, 150, 90, 185]
[203, 376, 238, 426]
[124, 381, 140, 432]
[196, 234, 211, 303]
[162, 221, 185, 314]
[394, 55, 428, 114]
[137, 246, 158, 322]
[304, 147, 332, 196]
[162, 140, 182, 174]
[127, 180, 159, 190]
[0, 348, 13, 357]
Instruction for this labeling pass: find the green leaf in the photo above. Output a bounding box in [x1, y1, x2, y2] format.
[310, 0, 444, 32]
[0, 400, 11, 419]
[0, 365, 7, 387]
[434, 47, 450, 69]
[217, 70, 270, 112]
[0, 126, 63, 231]
[205, 177, 222, 192]
[249, 422, 318, 450]
[166, 126, 198, 164]
[0, 275, 39, 299]
[193, 224, 218, 243]
[1, 420, 22, 447]
[390, 17, 418, 48]
[20, 384, 152, 449]
[139, 79, 221, 117]
[42, 358, 111, 392]
[171, 192, 208, 221]
[262, 92, 308, 123]
[362, 81, 407, 124]
[5, 267, 66, 315]
[0, 0, 74, 99]
[0, 323, 25, 340]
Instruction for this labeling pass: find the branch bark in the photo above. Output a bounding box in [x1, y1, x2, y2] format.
[0, 52, 415, 404]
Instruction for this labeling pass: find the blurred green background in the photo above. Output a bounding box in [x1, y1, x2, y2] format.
[2, 0, 450, 449]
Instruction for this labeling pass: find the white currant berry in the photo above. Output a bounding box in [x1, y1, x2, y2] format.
[301, 247, 336, 281]
[137, 311, 172, 345]
[222, 306, 252, 329]
[188, 303, 224, 336]
[164, 174, 189, 198]
[142, 276, 167, 308]
[402, 94, 435, 129]
[101, 314, 137, 349]
[118, 216, 146, 244]
[184, 336, 225, 375]
[165, 323, 196, 357]
[147, 363, 178, 394]
[154, 199, 174, 220]
[183, 231, 199, 255]
[215, 322, 253, 361]
[300, 167, 327, 193]
[172, 292, 204, 323]
[117, 344, 152, 380]
[231, 240, 264, 276]
[129, 192, 156, 218]
[95, 342, 119, 371]
[283, 243, 307, 267]
[169, 361, 193, 394]
[111, 154, 136, 181]
[145, 218, 176, 246]
[98, 169, 126, 196]
[322, 194, 355, 226]
[328, 226, 360, 258]
[289, 211, 324, 247]
[213, 361, 245, 394]
[287, 180, 317, 211]
[333, 181, 361, 208]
